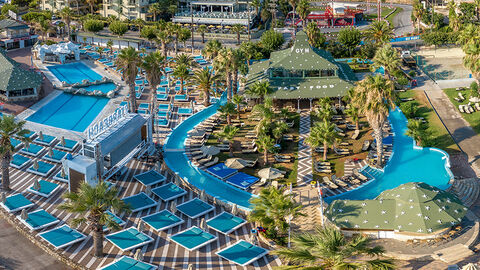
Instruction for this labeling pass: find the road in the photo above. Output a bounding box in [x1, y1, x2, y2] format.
[391, 4, 414, 36]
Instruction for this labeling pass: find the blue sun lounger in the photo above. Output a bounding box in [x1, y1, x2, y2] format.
[27, 161, 56, 177]
[105, 62, 115, 68]
[27, 180, 60, 198]
[106, 227, 154, 252]
[158, 103, 170, 111]
[18, 209, 60, 231]
[10, 138, 23, 149]
[207, 212, 247, 234]
[169, 226, 217, 251]
[151, 182, 187, 201]
[134, 170, 166, 186]
[177, 107, 192, 115]
[157, 111, 171, 119]
[156, 94, 168, 101]
[142, 210, 184, 232]
[156, 118, 169, 127]
[165, 67, 173, 73]
[20, 144, 44, 157]
[10, 154, 31, 169]
[174, 94, 188, 102]
[100, 256, 158, 270]
[55, 138, 79, 152]
[53, 170, 69, 183]
[138, 103, 149, 110]
[39, 224, 87, 249]
[225, 172, 259, 190]
[103, 210, 126, 232]
[177, 198, 214, 219]
[206, 163, 237, 180]
[121, 192, 157, 213]
[137, 109, 149, 114]
[0, 193, 34, 213]
[157, 86, 167, 93]
[43, 149, 68, 163]
[216, 240, 269, 266]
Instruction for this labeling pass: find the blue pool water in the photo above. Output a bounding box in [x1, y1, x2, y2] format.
[163, 92, 255, 209]
[47, 62, 102, 84]
[325, 109, 453, 203]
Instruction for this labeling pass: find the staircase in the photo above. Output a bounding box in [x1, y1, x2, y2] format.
[450, 178, 480, 207]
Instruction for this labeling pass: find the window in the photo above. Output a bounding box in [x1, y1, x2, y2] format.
[271, 69, 284, 78]
[287, 70, 303, 78]
[305, 70, 320, 77]
[321, 69, 335, 77]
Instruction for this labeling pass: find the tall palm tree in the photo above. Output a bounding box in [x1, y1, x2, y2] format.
[289, 0, 299, 30]
[252, 98, 276, 134]
[172, 64, 190, 94]
[240, 41, 261, 66]
[371, 44, 401, 80]
[170, 23, 181, 55]
[216, 125, 239, 157]
[272, 121, 289, 143]
[306, 120, 339, 161]
[231, 49, 246, 96]
[192, 67, 221, 106]
[296, 0, 310, 27]
[364, 20, 394, 47]
[85, 0, 96, 14]
[156, 30, 172, 58]
[142, 51, 165, 138]
[274, 226, 395, 269]
[463, 41, 480, 82]
[231, 24, 244, 45]
[174, 53, 198, 68]
[198, 25, 207, 43]
[345, 106, 360, 130]
[134, 18, 145, 32]
[232, 94, 246, 120]
[202, 39, 222, 60]
[178, 28, 191, 52]
[252, 0, 261, 15]
[149, 3, 162, 22]
[447, 0, 460, 31]
[0, 116, 30, 191]
[60, 7, 73, 41]
[315, 99, 333, 122]
[116, 47, 141, 112]
[249, 186, 303, 234]
[245, 80, 273, 103]
[458, 24, 479, 48]
[406, 119, 427, 146]
[214, 48, 234, 100]
[106, 40, 114, 54]
[412, 0, 425, 33]
[256, 134, 275, 164]
[218, 102, 237, 125]
[59, 182, 131, 257]
[305, 21, 319, 44]
[353, 75, 395, 167]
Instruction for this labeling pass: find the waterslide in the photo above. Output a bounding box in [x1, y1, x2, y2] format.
[163, 93, 255, 209]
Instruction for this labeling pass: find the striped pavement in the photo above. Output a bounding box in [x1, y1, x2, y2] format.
[297, 111, 313, 186]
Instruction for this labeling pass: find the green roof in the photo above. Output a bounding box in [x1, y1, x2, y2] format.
[0, 49, 42, 91]
[0, 19, 29, 30]
[246, 31, 357, 99]
[326, 182, 467, 234]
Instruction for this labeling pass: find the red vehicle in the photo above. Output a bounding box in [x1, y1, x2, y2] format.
[285, 3, 364, 27]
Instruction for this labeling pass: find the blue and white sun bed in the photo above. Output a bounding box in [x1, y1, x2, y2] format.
[134, 85, 144, 92]
[177, 107, 193, 115]
[138, 103, 149, 110]
[137, 109, 149, 114]
[33, 134, 56, 147]
[121, 192, 157, 213]
[100, 256, 158, 270]
[21, 130, 36, 139]
[55, 138, 79, 152]
[156, 118, 169, 127]
[10, 154, 31, 169]
[165, 67, 173, 73]
[225, 172, 259, 190]
[18, 209, 60, 231]
[43, 149, 68, 163]
[53, 170, 69, 183]
[103, 210, 126, 232]
[135, 79, 148, 86]
[174, 94, 189, 102]
[169, 226, 217, 251]
[0, 193, 34, 213]
[10, 138, 23, 149]
[177, 198, 214, 219]
[106, 227, 154, 252]
[142, 210, 184, 232]
[20, 144, 44, 157]
[157, 111, 171, 119]
[98, 58, 110, 63]
[157, 86, 167, 93]
[134, 170, 166, 186]
[83, 45, 92, 50]
[207, 212, 246, 234]
[174, 86, 181, 92]
[216, 240, 269, 266]
[39, 224, 87, 249]
[27, 180, 60, 198]
[156, 94, 168, 101]
[104, 62, 115, 68]
[206, 163, 237, 180]
[27, 161, 56, 177]
[151, 182, 187, 201]
[158, 103, 170, 111]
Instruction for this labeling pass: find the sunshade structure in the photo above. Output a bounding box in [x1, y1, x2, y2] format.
[326, 182, 467, 235]
[201, 145, 220, 156]
[246, 31, 356, 100]
[225, 158, 249, 169]
[258, 168, 284, 180]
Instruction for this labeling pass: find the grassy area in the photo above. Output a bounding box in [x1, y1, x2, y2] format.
[398, 90, 460, 154]
[444, 88, 480, 134]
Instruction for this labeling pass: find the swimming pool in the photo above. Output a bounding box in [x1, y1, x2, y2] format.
[325, 109, 453, 202]
[163, 92, 255, 209]
[47, 62, 102, 84]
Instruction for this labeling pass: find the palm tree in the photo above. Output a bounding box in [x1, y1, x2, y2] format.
[170, 23, 181, 55]
[134, 18, 145, 32]
[289, 0, 299, 30]
[232, 94, 246, 120]
[458, 24, 479, 48]
[345, 106, 360, 130]
[306, 120, 339, 161]
[178, 28, 191, 52]
[296, 0, 310, 27]
[463, 41, 480, 82]
[274, 226, 395, 269]
[59, 182, 131, 257]
[216, 125, 239, 157]
[174, 53, 198, 68]
[214, 48, 234, 100]
[252, 0, 261, 15]
[106, 40, 114, 54]
[412, 0, 425, 33]
[218, 102, 237, 125]
[252, 98, 276, 134]
[364, 20, 394, 46]
[0, 116, 30, 191]
[249, 186, 303, 234]
[172, 64, 190, 94]
[149, 2, 162, 21]
[406, 119, 427, 146]
[85, 0, 96, 14]
[272, 121, 289, 143]
[245, 80, 273, 103]
[192, 68, 221, 106]
[240, 41, 261, 66]
[447, 0, 460, 31]
[230, 49, 246, 96]
[60, 7, 73, 41]
[142, 51, 165, 138]
[256, 135, 275, 164]
[202, 39, 222, 60]
[116, 47, 141, 112]
[231, 24, 244, 45]
[371, 44, 401, 80]
[353, 75, 395, 167]
[156, 30, 172, 58]
[198, 25, 207, 43]
[315, 99, 333, 122]
[96, 47, 104, 58]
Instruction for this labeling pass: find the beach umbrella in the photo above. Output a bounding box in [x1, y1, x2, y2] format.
[61, 136, 66, 146]
[250, 233, 258, 245]
[212, 197, 217, 206]
[201, 145, 220, 156]
[258, 168, 284, 180]
[137, 220, 145, 232]
[187, 264, 194, 270]
[60, 168, 66, 178]
[33, 160, 39, 171]
[24, 141, 30, 149]
[33, 179, 40, 190]
[199, 217, 208, 231]
[48, 147, 54, 157]
[170, 201, 177, 213]
[0, 192, 5, 203]
[199, 189, 206, 201]
[38, 131, 44, 141]
[145, 185, 152, 196]
[155, 161, 162, 172]
[134, 249, 144, 261]
[21, 209, 28, 220]
[463, 263, 479, 270]
[225, 158, 248, 169]
[231, 204, 238, 215]
[109, 206, 117, 215]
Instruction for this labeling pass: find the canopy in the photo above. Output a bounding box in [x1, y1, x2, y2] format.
[201, 145, 220, 156]
[225, 158, 249, 169]
[257, 168, 284, 180]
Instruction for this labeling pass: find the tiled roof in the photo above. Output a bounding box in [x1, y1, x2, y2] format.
[0, 49, 42, 91]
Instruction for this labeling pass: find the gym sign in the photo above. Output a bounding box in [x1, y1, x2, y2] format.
[294, 48, 310, 54]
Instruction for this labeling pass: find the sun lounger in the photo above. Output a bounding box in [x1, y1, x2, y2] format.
[334, 148, 350, 155]
[177, 198, 214, 218]
[204, 157, 219, 167]
[316, 168, 332, 173]
[335, 179, 348, 187]
[207, 212, 246, 234]
[141, 210, 184, 232]
[216, 240, 269, 266]
[105, 227, 154, 252]
[351, 129, 360, 140]
[242, 146, 257, 154]
[39, 224, 87, 249]
[18, 209, 60, 231]
[100, 256, 157, 270]
[354, 170, 368, 181]
[362, 140, 371, 151]
[151, 182, 187, 201]
[0, 193, 34, 213]
[134, 170, 166, 186]
[27, 180, 60, 198]
[459, 93, 465, 100]
[459, 105, 465, 113]
[121, 192, 157, 212]
[169, 226, 217, 251]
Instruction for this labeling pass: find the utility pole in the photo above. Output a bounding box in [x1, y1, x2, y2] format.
[377, 0, 381, 21]
[317, 182, 325, 227]
[191, 3, 194, 54]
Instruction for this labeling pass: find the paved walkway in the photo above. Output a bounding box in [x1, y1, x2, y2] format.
[297, 111, 313, 186]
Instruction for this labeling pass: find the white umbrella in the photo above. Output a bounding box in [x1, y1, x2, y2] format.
[24, 141, 30, 149]
[463, 263, 479, 270]
[199, 217, 208, 231]
[199, 189, 206, 201]
[60, 168, 66, 178]
[258, 168, 284, 180]
[0, 192, 5, 203]
[155, 161, 162, 172]
[174, 174, 181, 186]
[225, 158, 248, 169]
[21, 209, 28, 220]
[145, 186, 152, 196]
[201, 145, 220, 156]
[48, 147, 54, 157]
[212, 197, 217, 206]
[38, 131, 44, 141]
[231, 204, 238, 215]
[33, 161, 39, 171]
[134, 249, 144, 261]
[137, 220, 145, 232]
[33, 179, 40, 190]
[170, 201, 177, 213]
[61, 136, 66, 146]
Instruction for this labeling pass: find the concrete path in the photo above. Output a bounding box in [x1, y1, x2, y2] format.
[297, 111, 313, 186]
[0, 218, 68, 270]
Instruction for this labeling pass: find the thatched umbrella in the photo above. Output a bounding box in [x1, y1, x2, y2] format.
[170, 201, 177, 213]
[38, 131, 44, 141]
[48, 147, 54, 157]
[33, 161, 39, 171]
[258, 168, 284, 180]
[145, 186, 152, 196]
[33, 179, 40, 190]
[61, 136, 66, 146]
[60, 168, 66, 178]
[0, 192, 5, 203]
[201, 145, 220, 156]
[134, 249, 144, 261]
[137, 220, 145, 232]
[199, 217, 208, 231]
[21, 209, 28, 220]
[24, 141, 30, 149]
[187, 264, 194, 270]
[199, 189, 206, 201]
[463, 263, 479, 270]
[250, 233, 258, 245]
[225, 158, 248, 169]
[231, 204, 238, 215]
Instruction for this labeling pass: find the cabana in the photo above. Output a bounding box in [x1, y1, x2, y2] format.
[27, 180, 60, 198]
[169, 226, 217, 251]
[151, 182, 187, 201]
[17, 209, 60, 231]
[121, 192, 157, 213]
[177, 198, 214, 219]
[216, 240, 269, 266]
[100, 256, 158, 270]
[10, 154, 31, 169]
[39, 225, 86, 249]
[206, 163, 237, 180]
[141, 210, 184, 232]
[0, 193, 34, 213]
[225, 172, 259, 190]
[105, 227, 154, 252]
[207, 212, 246, 234]
[134, 170, 166, 186]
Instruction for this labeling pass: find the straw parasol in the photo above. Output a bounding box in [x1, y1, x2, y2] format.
[199, 189, 206, 201]
[21, 209, 28, 220]
[25, 141, 30, 149]
[225, 158, 248, 169]
[60, 168, 66, 178]
[463, 264, 479, 270]
[187, 264, 194, 270]
[134, 249, 144, 261]
[250, 233, 258, 245]
[61, 136, 66, 146]
[231, 204, 238, 215]
[199, 217, 208, 231]
[145, 185, 152, 196]
[170, 201, 177, 213]
[137, 220, 145, 232]
[201, 145, 220, 156]
[48, 147, 54, 157]
[0, 192, 5, 203]
[258, 168, 284, 180]
[33, 160, 39, 171]
[33, 179, 40, 190]
[38, 131, 44, 141]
